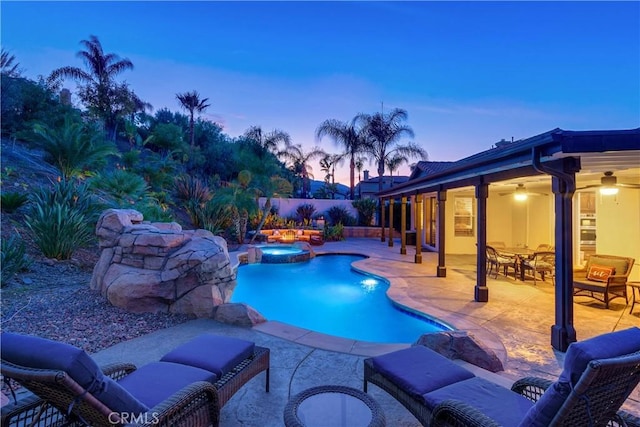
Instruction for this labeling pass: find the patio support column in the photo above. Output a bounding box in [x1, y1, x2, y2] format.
[380, 198, 386, 242]
[400, 196, 407, 255]
[475, 183, 489, 301]
[388, 198, 394, 247]
[415, 194, 423, 264]
[437, 190, 447, 277]
[533, 153, 579, 352]
[550, 174, 578, 351]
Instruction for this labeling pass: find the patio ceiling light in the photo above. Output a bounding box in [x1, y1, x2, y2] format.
[599, 171, 619, 196]
[514, 184, 528, 201]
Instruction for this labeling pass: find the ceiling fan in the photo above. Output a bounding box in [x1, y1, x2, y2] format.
[499, 183, 547, 200]
[577, 171, 640, 195]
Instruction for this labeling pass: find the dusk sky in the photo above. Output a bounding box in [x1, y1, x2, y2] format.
[2, 1, 639, 185]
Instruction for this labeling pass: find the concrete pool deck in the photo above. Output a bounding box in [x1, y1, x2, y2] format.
[90, 237, 639, 425]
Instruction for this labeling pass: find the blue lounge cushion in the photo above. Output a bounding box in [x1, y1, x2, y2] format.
[517, 381, 571, 427]
[117, 361, 217, 408]
[0, 332, 148, 414]
[370, 346, 475, 397]
[95, 377, 150, 415]
[1, 332, 100, 390]
[424, 377, 534, 427]
[519, 328, 640, 427]
[560, 327, 640, 385]
[160, 334, 255, 378]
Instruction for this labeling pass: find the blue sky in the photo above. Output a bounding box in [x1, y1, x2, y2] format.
[2, 1, 639, 184]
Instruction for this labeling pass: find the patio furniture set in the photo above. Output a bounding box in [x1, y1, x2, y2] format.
[2, 327, 640, 426]
[487, 245, 637, 311]
[258, 229, 324, 245]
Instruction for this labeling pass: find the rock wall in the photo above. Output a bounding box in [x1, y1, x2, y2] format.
[91, 209, 236, 317]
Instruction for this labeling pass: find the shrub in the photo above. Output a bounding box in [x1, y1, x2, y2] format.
[1, 234, 31, 285]
[324, 223, 344, 242]
[174, 175, 212, 204]
[174, 175, 212, 226]
[120, 149, 141, 169]
[295, 203, 316, 223]
[24, 180, 100, 260]
[29, 114, 118, 179]
[194, 199, 234, 235]
[352, 198, 378, 226]
[326, 205, 356, 226]
[1, 191, 28, 213]
[89, 169, 149, 207]
[133, 198, 174, 223]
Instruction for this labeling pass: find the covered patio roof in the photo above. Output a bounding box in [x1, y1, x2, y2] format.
[378, 128, 640, 198]
[374, 127, 639, 352]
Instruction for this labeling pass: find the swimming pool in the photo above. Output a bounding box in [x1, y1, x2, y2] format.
[232, 254, 452, 343]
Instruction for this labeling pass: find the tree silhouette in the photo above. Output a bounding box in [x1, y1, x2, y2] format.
[49, 35, 135, 140]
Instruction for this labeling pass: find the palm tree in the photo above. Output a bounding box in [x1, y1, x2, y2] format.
[249, 175, 292, 243]
[315, 118, 368, 200]
[243, 125, 292, 157]
[279, 144, 325, 199]
[386, 153, 409, 176]
[355, 156, 367, 183]
[30, 114, 118, 180]
[357, 108, 427, 192]
[176, 90, 210, 150]
[1, 49, 22, 77]
[49, 35, 134, 140]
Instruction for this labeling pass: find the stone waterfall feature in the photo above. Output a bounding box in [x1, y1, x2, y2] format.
[90, 209, 238, 318]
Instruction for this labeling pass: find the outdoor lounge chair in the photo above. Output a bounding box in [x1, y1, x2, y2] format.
[364, 327, 640, 427]
[1, 333, 270, 427]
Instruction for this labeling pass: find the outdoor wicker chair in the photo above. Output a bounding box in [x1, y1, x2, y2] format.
[364, 327, 640, 427]
[1, 333, 270, 427]
[485, 246, 517, 279]
[521, 250, 555, 285]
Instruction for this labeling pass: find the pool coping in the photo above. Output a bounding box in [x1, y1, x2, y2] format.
[233, 245, 507, 362]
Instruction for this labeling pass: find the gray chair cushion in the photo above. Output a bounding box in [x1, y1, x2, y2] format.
[423, 377, 534, 427]
[117, 361, 217, 408]
[560, 327, 640, 385]
[160, 334, 255, 378]
[370, 346, 475, 397]
[0, 332, 148, 414]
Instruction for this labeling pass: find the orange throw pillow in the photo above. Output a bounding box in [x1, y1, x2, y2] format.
[587, 265, 615, 282]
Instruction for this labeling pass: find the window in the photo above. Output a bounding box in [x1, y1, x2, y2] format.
[454, 197, 474, 237]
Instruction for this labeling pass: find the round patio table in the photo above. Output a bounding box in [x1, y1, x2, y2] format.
[283, 385, 385, 427]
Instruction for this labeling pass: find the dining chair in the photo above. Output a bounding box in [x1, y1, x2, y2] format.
[521, 251, 555, 285]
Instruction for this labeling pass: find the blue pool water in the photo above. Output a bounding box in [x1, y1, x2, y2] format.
[232, 254, 451, 343]
[258, 245, 303, 255]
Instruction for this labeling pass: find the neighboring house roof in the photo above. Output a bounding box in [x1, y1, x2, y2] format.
[359, 176, 410, 185]
[378, 128, 640, 198]
[409, 161, 456, 180]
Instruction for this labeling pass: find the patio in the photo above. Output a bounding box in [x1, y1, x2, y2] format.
[9, 238, 638, 425]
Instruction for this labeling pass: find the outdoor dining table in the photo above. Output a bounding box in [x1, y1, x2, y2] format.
[498, 247, 537, 281]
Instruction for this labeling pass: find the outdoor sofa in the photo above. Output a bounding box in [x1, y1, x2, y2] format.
[1, 333, 270, 427]
[573, 254, 635, 309]
[364, 327, 640, 427]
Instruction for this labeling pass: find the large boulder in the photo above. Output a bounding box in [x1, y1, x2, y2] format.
[91, 209, 236, 317]
[415, 330, 504, 372]
[212, 303, 266, 327]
